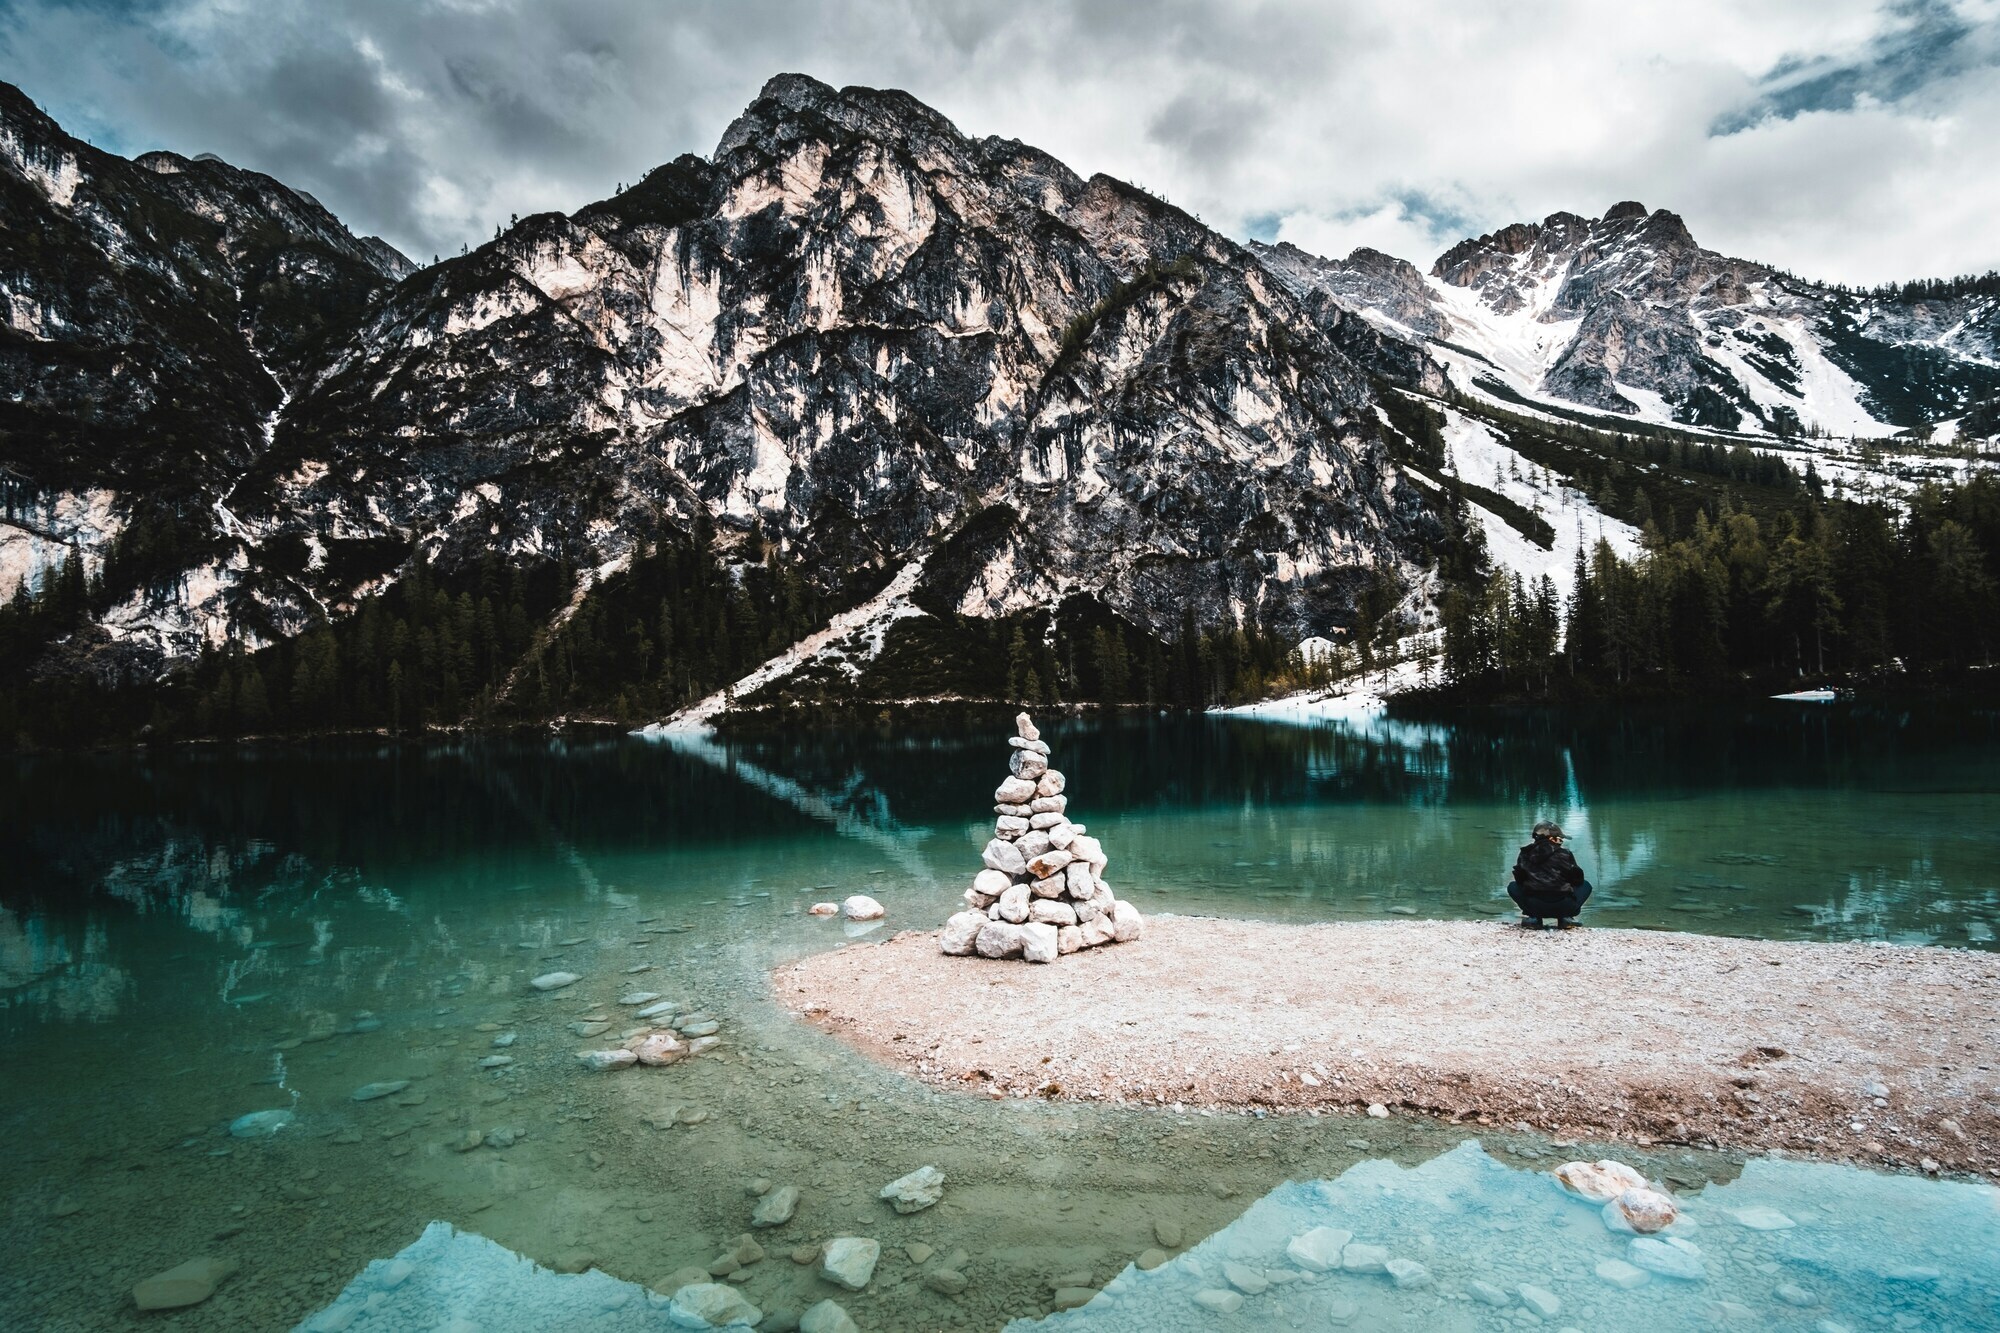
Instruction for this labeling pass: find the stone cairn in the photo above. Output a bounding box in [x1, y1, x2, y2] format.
[939, 712, 1142, 962]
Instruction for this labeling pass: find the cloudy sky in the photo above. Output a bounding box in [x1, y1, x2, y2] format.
[5, 0, 1998, 284]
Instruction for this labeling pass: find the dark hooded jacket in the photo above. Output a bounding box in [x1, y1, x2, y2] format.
[1513, 839, 1585, 895]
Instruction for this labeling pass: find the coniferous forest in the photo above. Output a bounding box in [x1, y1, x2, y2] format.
[3, 445, 1997, 748]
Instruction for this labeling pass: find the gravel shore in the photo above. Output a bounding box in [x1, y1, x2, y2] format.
[781, 916, 1999, 1176]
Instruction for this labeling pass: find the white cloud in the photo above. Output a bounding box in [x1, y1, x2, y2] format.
[2, 0, 1996, 283]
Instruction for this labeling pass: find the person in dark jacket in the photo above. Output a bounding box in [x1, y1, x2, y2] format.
[1508, 820, 1591, 929]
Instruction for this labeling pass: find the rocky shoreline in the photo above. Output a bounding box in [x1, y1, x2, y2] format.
[781, 917, 2000, 1179]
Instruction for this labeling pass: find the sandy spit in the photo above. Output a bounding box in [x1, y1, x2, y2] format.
[779, 916, 1999, 1176]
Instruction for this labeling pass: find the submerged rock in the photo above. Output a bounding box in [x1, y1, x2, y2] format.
[133, 1257, 237, 1311]
[808, 902, 839, 917]
[1594, 1257, 1651, 1289]
[799, 1299, 859, 1333]
[578, 1049, 638, 1072]
[751, 1184, 801, 1227]
[351, 1081, 411, 1102]
[630, 1032, 686, 1066]
[530, 971, 580, 992]
[1628, 1235, 1706, 1280]
[228, 1109, 294, 1138]
[1731, 1205, 1797, 1230]
[818, 1237, 880, 1291]
[666, 1281, 761, 1329]
[1286, 1229, 1353, 1272]
[1606, 1187, 1679, 1234]
[880, 1165, 945, 1213]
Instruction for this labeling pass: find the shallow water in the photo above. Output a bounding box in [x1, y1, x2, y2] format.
[297, 1143, 2000, 1332]
[2, 702, 1997, 1329]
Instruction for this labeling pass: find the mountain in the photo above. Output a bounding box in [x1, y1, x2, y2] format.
[0, 81, 413, 665]
[2, 75, 1455, 703]
[1255, 203, 2000, 439]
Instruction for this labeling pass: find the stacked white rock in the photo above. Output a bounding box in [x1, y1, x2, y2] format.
[939, 712, 1143, 963]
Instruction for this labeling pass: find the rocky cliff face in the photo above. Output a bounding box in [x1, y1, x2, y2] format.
[248, 75, 1447, 649]
[6, 75, 1451, 688]
[1273, 202, 2000, 436]
[0, 81, 412, 659]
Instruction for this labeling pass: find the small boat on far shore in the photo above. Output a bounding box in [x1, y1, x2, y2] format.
[1771, 688, 1839, 702]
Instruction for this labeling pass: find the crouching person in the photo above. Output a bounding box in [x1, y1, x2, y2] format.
[1508, 821, 1591, 930]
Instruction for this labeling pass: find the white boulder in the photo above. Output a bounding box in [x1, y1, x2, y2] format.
[1030, 899, 1078, 926]
[841, 895, 884, 921]
[1021, 921, 1059, 963]
[630, 1032, 686, 1066]
[975, 922, 1027, 959]
[578, 1049, 638, 1072]
[1285, 1227, 1353, 1272]
[807, 902, 839, 917]
[879, 1165, 945, 1213]
[982, 839, 1027, 876]
[818, 1237, 881, 1290]
[997, 883, 1031, 923]
[1554, 1159, 1648, 1202]
[1606, 1187, 1678, 1234]
[799, 1300, 860, 1333]
[940, 911, 986, 955]
[1111, 899, 1144, 942]
[666, 1281, 762, 1329]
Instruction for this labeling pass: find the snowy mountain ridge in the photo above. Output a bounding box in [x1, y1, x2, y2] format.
[1254, 204, 2000, 444]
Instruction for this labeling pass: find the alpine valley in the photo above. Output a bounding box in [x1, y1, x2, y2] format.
[2, 73, 1996, 741]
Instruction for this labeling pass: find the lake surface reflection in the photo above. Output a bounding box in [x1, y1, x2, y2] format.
[1, 701, 1995, 1329]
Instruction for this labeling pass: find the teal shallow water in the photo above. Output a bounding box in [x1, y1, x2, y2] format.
[2, 702, 1997, 1329]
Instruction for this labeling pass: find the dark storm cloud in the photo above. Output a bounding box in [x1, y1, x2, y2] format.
[1, 0, 1997, 284]
[1716, 0, 2000, 133]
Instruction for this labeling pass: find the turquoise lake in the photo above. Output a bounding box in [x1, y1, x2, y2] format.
[2, 701, 1996, 1330]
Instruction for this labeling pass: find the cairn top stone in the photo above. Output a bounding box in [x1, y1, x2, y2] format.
[1016, 712, 1040, 741]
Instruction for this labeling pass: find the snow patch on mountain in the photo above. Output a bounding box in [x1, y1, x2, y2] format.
[646, 552, 930, 733]
[1438, 407, 1643, 598]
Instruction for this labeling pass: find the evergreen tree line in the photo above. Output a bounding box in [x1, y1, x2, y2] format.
[1440, 475, 2000, 694]
[0, 525, 830, 747]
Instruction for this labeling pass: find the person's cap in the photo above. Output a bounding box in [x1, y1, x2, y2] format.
[1532, 820, 1565, 841]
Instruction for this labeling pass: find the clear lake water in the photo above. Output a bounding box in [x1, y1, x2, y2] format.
[2, 700, 1996, 1330]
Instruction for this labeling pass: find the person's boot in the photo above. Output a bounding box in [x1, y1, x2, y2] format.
[1518, 916, 1544, 930]
[1557, 917, 1581, 930]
